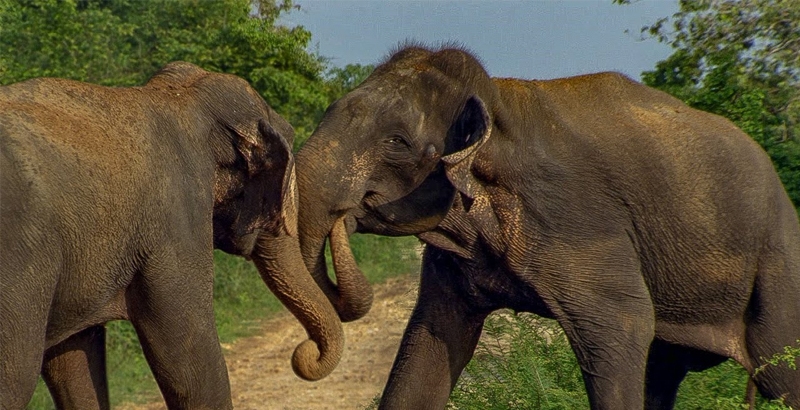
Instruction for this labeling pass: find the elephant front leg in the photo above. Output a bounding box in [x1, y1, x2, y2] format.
[379, 250, 487, 410]
[129, 262, 232, 410]
[552, 295, 655, 410]
[546, 273, 655, 409]
[42, 325, 109, 410]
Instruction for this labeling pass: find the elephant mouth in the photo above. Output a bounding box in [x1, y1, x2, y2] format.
[354, 192, 398, 234]
[232, 229, 262, 259]
[355, 196, 424, 236]
[353, 172, 457, 237]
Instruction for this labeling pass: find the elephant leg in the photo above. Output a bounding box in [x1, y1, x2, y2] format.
[643, 340, 689, 410]
[379, 249, 488, 410]
[129, 259, 232, 410]
[538, 240, 655, 410]
[1, 273, 51, 409]
[41, 325, 109, 410]
[644, 340, 726, 410]
[0, 320, 45, 409]
[555, 307, 654, 410]
[739, 250, 800, 408]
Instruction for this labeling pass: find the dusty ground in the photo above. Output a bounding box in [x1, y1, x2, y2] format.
[120, 273, 420, 410]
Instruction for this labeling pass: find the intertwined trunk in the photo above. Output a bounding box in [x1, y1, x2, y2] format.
[295, 141, 374, 322]
[250, 233, 344, 381]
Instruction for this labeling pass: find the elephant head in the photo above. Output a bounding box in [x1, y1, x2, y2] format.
[149, 62, 343, 380]
[296, 47, 496, 320]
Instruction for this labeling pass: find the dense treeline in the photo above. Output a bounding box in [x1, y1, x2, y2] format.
[0, 0, 371, 145]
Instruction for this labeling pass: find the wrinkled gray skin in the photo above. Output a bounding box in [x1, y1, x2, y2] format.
[295, 46, 800, 410]
[0, 62, 344, 410]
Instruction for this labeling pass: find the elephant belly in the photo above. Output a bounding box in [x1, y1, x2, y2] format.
[654, 320, 750, 369]
[45, 286, 130, 349]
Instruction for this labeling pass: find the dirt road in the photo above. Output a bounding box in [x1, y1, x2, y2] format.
[120, 273, 420, 410]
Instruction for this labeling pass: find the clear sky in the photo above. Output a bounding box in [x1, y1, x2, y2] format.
[283, 0, 680, 81]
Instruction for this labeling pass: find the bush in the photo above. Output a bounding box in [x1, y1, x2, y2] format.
[448, 312, 587, 410]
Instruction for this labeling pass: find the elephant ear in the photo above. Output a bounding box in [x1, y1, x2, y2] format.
[257, 119, 298, 237]
[233, 119, 298, 237]
[442, 95, 491, 202]
[230, 121, 269, 177]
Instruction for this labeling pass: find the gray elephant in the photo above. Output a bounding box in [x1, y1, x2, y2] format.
[0, 62, 343, 410]
[294, 45, 800, 409]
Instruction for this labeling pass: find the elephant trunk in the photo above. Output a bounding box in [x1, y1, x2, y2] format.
[296, 143, 374, 322]
[328, 216, 373, 321]
[250, 233, 343, 381]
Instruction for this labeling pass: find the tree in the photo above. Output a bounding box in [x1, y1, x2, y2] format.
[324, 63, 374, 98]
[0, 0, 371, 146]
[617, 0, 800, 209]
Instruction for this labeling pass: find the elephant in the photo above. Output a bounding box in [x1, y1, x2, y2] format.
[293, 45, 800, 409]
[0, 62, 344, 410]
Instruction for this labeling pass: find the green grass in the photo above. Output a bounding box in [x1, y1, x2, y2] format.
[26, 234, 421, 409]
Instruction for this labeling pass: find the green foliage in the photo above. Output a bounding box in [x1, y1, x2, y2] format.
[676, 360, 792, 410]
[442, 312, 793, 410]
[104, 321, 161, 405]
[757, 340, 800, 373]
[0, 0, 372, 146]
[347, 234, 421, 284]
[673, 360, 751, 410]
[324, 63, 375, 101]
[627, 0, 800, 210]
[212, 250, 287, 343]
[447, 313, 588, 410]
[24, 384, 55, 410]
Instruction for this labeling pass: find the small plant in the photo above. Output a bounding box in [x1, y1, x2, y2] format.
[757, 340, 800, 373]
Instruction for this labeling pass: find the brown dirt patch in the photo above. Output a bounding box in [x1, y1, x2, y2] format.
[118, 273, 419, 410]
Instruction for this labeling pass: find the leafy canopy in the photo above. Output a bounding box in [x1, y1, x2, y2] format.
[0, 0, 372, 146]
[617, 0, 800, 209]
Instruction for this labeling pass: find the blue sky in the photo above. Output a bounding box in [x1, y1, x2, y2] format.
[283, 0, 679, 81]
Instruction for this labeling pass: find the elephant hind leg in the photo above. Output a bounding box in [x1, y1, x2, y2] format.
[644, 340, 726, 410]
[745, 254, 800, 407]
[42, 325, 109, 410]
[746, 324, 800, 407]
[747, 338, 800, 407]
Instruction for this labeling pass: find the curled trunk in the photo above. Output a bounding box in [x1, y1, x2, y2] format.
[329, 216, 373, 321]
[250, 233, 343, 381]
[299, 216, 373, 322]
[295, 139, 374, 322]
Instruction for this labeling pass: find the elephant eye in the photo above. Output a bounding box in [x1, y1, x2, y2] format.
[384, 135, 410, 148]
